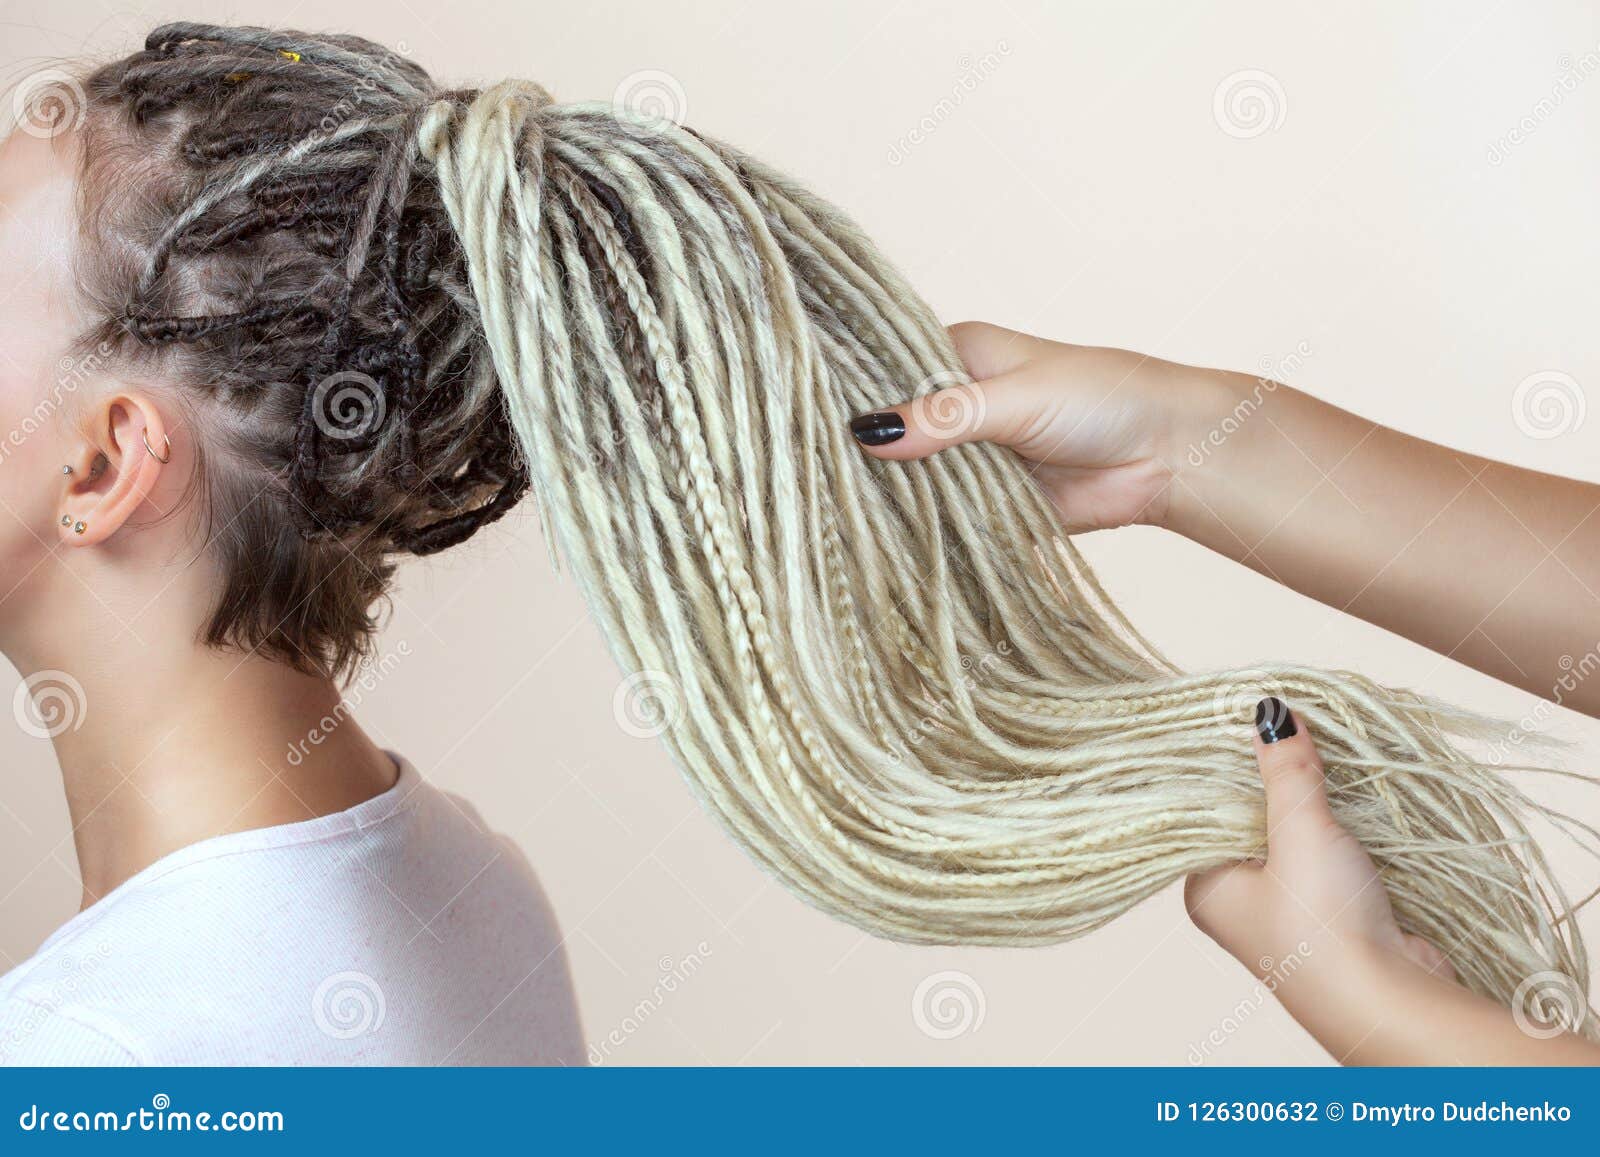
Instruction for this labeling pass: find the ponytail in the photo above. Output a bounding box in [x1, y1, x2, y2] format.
[424, 86, 1596, 1022]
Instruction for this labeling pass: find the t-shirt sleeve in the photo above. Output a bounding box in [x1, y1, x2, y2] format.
[0, 999, 138, 1066]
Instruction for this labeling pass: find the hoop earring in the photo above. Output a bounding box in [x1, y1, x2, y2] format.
[143, 431, 172, 464]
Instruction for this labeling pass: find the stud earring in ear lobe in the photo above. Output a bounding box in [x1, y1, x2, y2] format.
[61, 465, 72, 475]
[72, 521, 86, 535]
[59, 515, 71, 527]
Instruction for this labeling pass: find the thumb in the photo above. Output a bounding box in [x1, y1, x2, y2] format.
[1185, 859, 1267, 946]
[1251, 697, 1339, 849]
[847, 371, 1029, 461]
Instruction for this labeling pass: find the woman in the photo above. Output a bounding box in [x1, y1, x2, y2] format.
[0, 22, 1591, 1066]
[0, 27, 584, 1065]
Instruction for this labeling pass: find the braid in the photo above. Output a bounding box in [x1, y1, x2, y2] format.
[86, 23, 522, 555]
[72, 25, 1600, 1031]
[76, 24, 525, 676]
[414, 86, 1600, 1026]
[123, 299, 326, 344]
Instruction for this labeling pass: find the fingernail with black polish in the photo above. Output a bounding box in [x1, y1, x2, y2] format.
[1255, 697, 1297, 743]
[850, 411, 906, 446]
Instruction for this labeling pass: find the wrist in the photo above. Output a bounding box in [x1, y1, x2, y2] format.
[1268, 930, 1416, 1035]
[1155, 366, 1290, 541]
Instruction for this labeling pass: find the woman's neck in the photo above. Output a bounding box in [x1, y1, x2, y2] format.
[26, 642, 398, 908]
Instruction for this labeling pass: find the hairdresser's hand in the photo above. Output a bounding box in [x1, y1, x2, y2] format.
[854, 325, 1600, 721]
[848, 321, 1228, 533]
[1185, 698, 1600, 1065]
[1184, 697, 1452, 988]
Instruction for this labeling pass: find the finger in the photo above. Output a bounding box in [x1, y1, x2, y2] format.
[1184, 859, 1266, 945]
[946, 320, 1050, 380]
[848, 370, 1031, 461]
[1251, 697, 1339, 846]
[1402, 933, 1457, 982]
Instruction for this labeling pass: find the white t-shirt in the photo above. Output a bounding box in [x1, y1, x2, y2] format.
[0, 757, 584, 1065]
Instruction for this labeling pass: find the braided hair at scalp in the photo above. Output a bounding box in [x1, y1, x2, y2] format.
[78, 26, 528, 677]
[72, 24, 1599, 1028]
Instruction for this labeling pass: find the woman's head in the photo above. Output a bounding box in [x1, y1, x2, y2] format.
[2, 25, 524, 678]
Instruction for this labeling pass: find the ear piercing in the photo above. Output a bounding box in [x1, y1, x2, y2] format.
[142, 432, 172, 464]
[63, 448, 145, 477]
[58, 444, 155, 534]
[61, 462, 87, 535]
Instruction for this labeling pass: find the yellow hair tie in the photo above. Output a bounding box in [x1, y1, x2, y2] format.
[225, 48, 299, 83]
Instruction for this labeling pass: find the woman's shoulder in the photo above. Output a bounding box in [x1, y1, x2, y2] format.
[0, 758, 581, 1065]
[0, 994, 139, 1065]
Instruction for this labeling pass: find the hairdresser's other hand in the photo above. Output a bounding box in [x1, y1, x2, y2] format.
[1182, 698, 1600, 1065]
[1183, 697, 1452, 986]
[847, 321, 1226, 533]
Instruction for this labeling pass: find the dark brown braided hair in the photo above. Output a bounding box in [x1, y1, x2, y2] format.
[74, 23, 527, 678]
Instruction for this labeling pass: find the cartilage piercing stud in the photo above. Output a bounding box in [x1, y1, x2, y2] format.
[61, 465, 72, 475]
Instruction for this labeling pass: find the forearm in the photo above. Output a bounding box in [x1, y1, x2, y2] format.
[1278, 939, 1600, 1066]
[1165, 369, 1600, 716]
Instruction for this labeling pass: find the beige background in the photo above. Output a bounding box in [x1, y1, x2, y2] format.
[3, 0, 1600, 1064]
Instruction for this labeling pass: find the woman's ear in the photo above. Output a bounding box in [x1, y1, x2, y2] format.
[59, 393, 173, 547]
